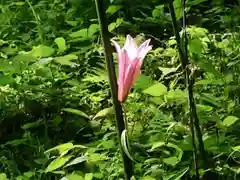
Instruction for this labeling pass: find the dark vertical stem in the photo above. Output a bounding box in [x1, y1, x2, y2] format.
[168, 0, 207, 173]
[94, 0, 133, 179]
[182, 2, 199, 178]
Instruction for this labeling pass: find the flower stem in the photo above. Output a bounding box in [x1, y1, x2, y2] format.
[168, 0, 208, 174]
[94, 0, 133, 179]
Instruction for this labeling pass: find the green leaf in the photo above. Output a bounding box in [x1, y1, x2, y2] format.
[54, 54, 78, 66]
[163, 157, 179, 166]
[28, 45, 55, 58]
[85, 173, 93, 180]
[222, 116, 239, 127]
[70, 29, 88, 39]
[88, 153, 107, 163]
[64, 156, 87, 168]
[45, 156, 72, 173]
[189, 38, 203, 55]
[21, 120, 43, 130]
[0, 75, 14, 85]
[121, 130, 135, 162]
[54, 37, 67, 52]
[36, 67, 52, 78]
[106, 5, 121, 16]
[44, 142, 74, 155]
[88, 24, 99, 37]
[0, 173, 8, 180]
[187, 0, 207, 6]
[62, 108, 89, 119]
[64, 173, 84, 180]
[158, 67, 178, 78]
[173, 0, 183, 20]
[142, 83, 167, 97]
[134, 75, 152, 90]
[165, 167, 189, 180]
[93, 107, 114, 120]
[108, 18, 124, 32]
[141, 176, 155, 180]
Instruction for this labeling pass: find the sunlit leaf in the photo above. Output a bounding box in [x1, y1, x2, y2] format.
[222, 116, 239, 127]
[55, 37, 67, 52]
[163, 157, 179, 166]
[165, 167, 189, 180]
[0, 173, 8, 180]
[93, 107, 114, 120]
[46, 143, 72, 154]
[85, 173, 93, 180]
[62, 108, 89, 119]
[142, 83, 167, 97]
[63, 173, 84, 180]
[64, 156, 87, 168]
[28, 45, 55, 58]
[45, 156, 72, 173]
[106, 5, 121, 16]
[54, 54, 78, 66]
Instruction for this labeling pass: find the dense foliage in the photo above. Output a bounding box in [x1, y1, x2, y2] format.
[0, 0, 240, 179]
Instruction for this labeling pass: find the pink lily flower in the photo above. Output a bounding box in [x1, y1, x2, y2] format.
[111, 34, 152, 102]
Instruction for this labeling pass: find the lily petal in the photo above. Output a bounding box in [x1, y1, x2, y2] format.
[137, 39, 152, 60]
[124, 35, 138, 61]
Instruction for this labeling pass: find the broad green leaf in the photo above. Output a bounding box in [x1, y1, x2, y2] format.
[36, 67, 52, 78]
[70, 29, 88, 39]
[189, 38, 203, 55]
[62, 108, 89, 119]
[108, 18, 124, 32]
[232, 145, 240, 151]
[150, 142, 183, 161]
[195, 79, 224, 85]
[21, 120, 43, 130]
[45, 156, 72, 172]
[85, 173, 93, 180]
[0, 173, 8, 180]
[199, 93, 222, 108]
[187, 0, 207, 6]
[134, 75, 152, 90]
[64, 173, 84, 180]
[88, 24, 99, 37]
[0, 75, 14, 85]
[97, 140, 115, 149]
[106, 5, 121, 15]
[64, 156, 87, 168]
[93, 107, 114, 120]
[23, 172, 34, 178]
[28, 45, 55, 58]
[55, 37, 67, 52]
[222, 116, 239, 127]
[152, 5, 164, 18]
[150, 141, 165, 150]
[141, 176, 155, 180]
[158, 67, 178, 77]
[173, 0, 183, 20]
[143, 83, 167, 96]
[12, 54, 37, 70]
[54, 54, 78, 66]
[163, 157, 179, 166]
[165, 167, 189, 180]
[88, 153, 107, 163]
[45, 142, 74, 155]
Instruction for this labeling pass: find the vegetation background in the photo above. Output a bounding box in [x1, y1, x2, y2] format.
[1, 0, 240, 179]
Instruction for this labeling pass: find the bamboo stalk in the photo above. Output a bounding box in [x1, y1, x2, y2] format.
[94, 0, 133, 179]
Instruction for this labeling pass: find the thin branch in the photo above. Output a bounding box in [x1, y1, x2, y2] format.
[94, 0, 133, 179]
